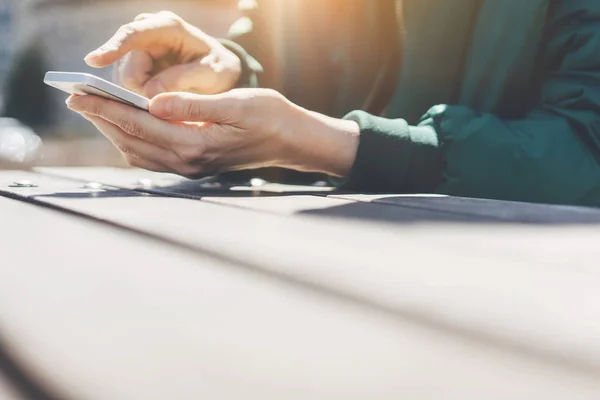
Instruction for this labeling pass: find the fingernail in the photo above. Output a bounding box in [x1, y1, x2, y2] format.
[66, 96, 81, 111]
[84, 50, 101, 61]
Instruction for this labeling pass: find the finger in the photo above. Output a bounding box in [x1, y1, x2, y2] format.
[67, 95, 181, 148]
[134, 13, 154, 22]
[84, 18, 181, 67]
[143, 61, 217, 98]
[150, 92, 240, 123]
[119, 50, 155, 93]
[81, 113, 172, 172]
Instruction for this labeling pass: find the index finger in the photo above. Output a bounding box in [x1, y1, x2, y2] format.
[66, 95, 181, 149]
[84, 18, 180, 68]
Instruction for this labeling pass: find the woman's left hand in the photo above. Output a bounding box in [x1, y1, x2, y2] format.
[66, 89, 360, 179]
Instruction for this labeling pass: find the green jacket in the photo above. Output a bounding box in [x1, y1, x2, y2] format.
[226, 0, 600, 206]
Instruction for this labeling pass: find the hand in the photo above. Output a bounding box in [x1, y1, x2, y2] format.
[85, 11, 241, 98]
[65, 89, 360, 179]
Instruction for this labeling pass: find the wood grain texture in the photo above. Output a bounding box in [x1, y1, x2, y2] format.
[32, 168, 496, 221]
[38, 167, 600, 224]
[3, 170, 600, 381]
[333, 194, 600, 223]
[4, 198, 600, 399]
[0, 374, 22, 400]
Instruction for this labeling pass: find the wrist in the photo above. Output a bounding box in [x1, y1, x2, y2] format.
[280, 103, 360, 177]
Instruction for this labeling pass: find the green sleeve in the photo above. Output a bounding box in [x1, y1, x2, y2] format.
[340, 1, 600, 207]
[217, 38, 262, 88]
[217, 0, 264, 88]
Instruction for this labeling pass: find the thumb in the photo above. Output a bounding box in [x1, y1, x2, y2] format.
[142, 62, 218, 98]
[150, 92, 236, 123]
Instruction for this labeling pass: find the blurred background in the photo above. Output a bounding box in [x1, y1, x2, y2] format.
[0, 0, 240, 168]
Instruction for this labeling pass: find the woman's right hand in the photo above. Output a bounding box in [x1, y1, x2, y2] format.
[85, 11, 242, 98]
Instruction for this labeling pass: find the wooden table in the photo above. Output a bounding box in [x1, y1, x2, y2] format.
[1, 167, 600, 399]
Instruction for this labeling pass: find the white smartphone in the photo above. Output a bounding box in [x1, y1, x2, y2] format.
[44, 71, 150, 111]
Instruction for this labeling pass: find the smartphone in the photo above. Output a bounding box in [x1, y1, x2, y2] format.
[44, 71, 150, 111]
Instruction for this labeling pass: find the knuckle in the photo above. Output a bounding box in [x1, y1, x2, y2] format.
[262, 89, 286, 108]
[111, 24, 137, 48]
[80, 97, 102, 116]
[159, 11, 184, 26]
[261, 88, 282, 98]
[117, 23, 137, 38]
[118, 145, 138, 159]
[159, 10, 178, 18]
[134, 13, 153, 21]
[231, 88, 285, 116]
[185, 101, 201, 119]
[117, 119, 145, 139]
[264, 90, 288, 115]
[172, 98, 200, 119]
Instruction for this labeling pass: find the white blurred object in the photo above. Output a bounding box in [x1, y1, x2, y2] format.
[0, 117, 42, 164]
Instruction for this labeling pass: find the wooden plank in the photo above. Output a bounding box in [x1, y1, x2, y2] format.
[4, 198, 600, 398]
[35, 167, 187, 189]
[30, 168, 494, 221]
[36, 166, 335, 196]
[200, 195, 498, 221]
[3, 171, 600, 377]
[38, 167, 600, 224]
[34, 167, 502, 221]
[0, 375, 22, 400]
[333, 194, 600, 223]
